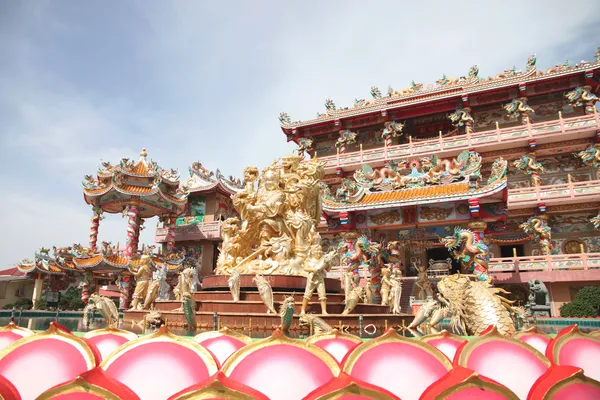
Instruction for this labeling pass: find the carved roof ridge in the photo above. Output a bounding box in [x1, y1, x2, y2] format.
[281, 55, 600, 130]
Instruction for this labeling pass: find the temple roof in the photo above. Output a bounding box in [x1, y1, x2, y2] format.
[180, 161, 243, 195]
[280, 50, 600, 131]
[322, 158, 507, 213]
[83, 148, 188, 218]
[70, 244, 185, 273]
[16, 247, 79, 276]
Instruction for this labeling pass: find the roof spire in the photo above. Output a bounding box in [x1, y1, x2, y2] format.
[140, 148, 148, 158]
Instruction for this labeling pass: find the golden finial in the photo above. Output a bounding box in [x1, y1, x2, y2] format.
[140, 148, 148, 157]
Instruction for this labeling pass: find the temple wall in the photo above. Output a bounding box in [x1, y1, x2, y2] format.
[201, 244, 214, 276]
[0, 280, 34, 308]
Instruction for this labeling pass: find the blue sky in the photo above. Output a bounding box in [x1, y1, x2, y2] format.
[1, 1, 599, 267]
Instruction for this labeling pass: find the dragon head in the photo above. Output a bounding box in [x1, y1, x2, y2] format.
[440, 227, 462, 250]
[437, 274, 472, 307]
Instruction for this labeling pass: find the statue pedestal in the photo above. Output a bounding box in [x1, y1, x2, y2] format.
[122, 274, 415, 337]
[201, 274, 342, 293]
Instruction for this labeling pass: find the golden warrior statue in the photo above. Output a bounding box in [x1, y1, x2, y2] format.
[217, 154, 325, 277]
[129, 254, 152, 310]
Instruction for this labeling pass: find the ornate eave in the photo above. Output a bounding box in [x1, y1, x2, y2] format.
[323, 158, 508, 213]
[323, 180, 506, 213]
[181, 161, 243, 195]
[83, 149, 188, 216]
[16, 249, 78, 276]
[71, 250, 184, 273]
[281, 56, 600, 132]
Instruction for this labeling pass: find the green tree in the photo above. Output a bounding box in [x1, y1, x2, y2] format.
[559, 286, 600, 317]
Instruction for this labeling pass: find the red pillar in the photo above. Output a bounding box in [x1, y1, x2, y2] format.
[166, 215, 176, 255]
[89, 206, 103, 251]
[125, 203, 140, 259]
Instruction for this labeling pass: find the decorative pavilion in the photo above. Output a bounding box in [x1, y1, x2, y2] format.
[17, 149, 189, 309]
[154, 161, 243, 275]
[280, 48, 600, 314]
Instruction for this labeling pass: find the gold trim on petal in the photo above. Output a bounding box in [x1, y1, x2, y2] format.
[36, 378, 122, 400]
[221, 329, 341, 376]
[313, 382, 395, 400]
[512, 326, 552, 341]
[436, 375, 519, 400]
[193, 326, 253, 345]
[550, 325, 600, 366]
[419, 329, 466, 344]
[545, 369, 600, 398]
[306, 329, 363, 345]
[456, 326, 550, 368]
[0, 322, 34, 337]
[343, 328, 452, 373]
[0, 323, 97, 370]
[99, 325, 218, 375]
[170, 380, 256, 400]
[84, 327, 139, 341]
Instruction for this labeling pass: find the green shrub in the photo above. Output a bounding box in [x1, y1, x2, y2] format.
[573, 286, 600, 310]
[14, 298, 33, 310]
[559, 301, 597, 317]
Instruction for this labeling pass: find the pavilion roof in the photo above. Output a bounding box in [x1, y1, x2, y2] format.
[280, 50, 600, 131]
[70, 244, 185, 274]
[16, 247, 79, 276]
[82, 148, 188, 217]
[322, 158, 507, 213]
[180, 161, 243, 195]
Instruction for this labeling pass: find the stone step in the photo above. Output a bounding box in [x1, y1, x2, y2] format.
[191, 290, 346, 303]
[154, 299, 389, 314]
[124, 309, 415, 337]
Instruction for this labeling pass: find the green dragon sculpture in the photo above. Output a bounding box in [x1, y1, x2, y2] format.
[565, 86, 599, 109]
[182, 292, 197, 330]
[504, 97, 534, 124]
[513, 153, 544, 186]
[577, 144, 600, 174]
[520, 216, 553, 255]
[448, 107, 475, 132]
[279, 296, 295, 335]
[441, 227, 490, 282]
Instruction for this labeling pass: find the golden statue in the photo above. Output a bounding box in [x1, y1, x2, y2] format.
[129, 255, 152, 310]
[253, 274, 277, 314]
[380, 267, 392, 306]
[218, 155, 325, 276]
[83, 293, 119, 328]
[389, 269, 403, 314]
[342, 286, 364, 315]
[174, 267, 195, 302]
[300, 249, 336, 315]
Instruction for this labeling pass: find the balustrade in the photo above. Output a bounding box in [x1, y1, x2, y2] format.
[154, 220, 222, 242]
[317, 113, 599, 170]
[508, 179, 600, 208]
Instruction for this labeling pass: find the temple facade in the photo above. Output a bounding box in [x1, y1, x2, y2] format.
[280, 49, 600, 315]
[154, 161, 243, 276]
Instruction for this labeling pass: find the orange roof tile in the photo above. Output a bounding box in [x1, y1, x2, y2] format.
[73, 255, 104, 267]
[131, 162, 149, 175]
[116, 184, 154, 195]
[357, 183, 470, 204]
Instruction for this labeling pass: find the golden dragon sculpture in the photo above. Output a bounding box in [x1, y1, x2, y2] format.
[409, 274, 525, 336]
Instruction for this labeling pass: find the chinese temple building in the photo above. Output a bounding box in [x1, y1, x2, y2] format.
[16, 149, 189, 309]
[154, 161, 243, 276]
[280, 49, 600, 315]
